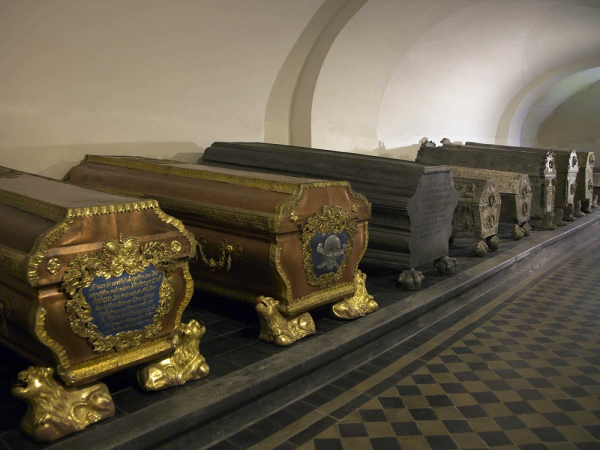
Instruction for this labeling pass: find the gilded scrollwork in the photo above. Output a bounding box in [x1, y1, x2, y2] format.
[11, 366, 114, 442]
[255, 296, 315, 346]
[196, 238, 242, 272]
[61, 234, 177, 353]
[330, 270, 377, 319]
[138, 319, 209, 390]
[301, 206, 357, 288]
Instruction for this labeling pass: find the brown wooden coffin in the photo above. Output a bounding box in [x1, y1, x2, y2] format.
[417, 141, 557, 229]
[0, 166, 196, 386]
[64, 156, 372, 328]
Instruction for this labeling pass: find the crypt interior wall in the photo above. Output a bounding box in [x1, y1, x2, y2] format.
[1, 0, 599, 179]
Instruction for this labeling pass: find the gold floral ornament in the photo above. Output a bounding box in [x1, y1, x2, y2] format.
[301, 206, 357, 288]
[61, 234, 178, 353]
[196, 238, 242, 272]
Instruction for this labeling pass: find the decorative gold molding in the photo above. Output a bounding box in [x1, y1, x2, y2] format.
[61, 235, 177, 353]
[0, 243, 26, 279]
[34, 307, 72, 383]
[83, 155, 352, 195]
[196, 238, 242, 272]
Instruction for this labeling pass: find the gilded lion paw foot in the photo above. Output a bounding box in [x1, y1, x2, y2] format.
[330, 270, 377, 319]
[138, 320, 210, 391]
[255, 297, 315, 346]
[12, 366, 114, 442]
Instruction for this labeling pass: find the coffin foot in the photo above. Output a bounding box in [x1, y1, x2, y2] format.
[553, 208, 567, 226]
[398, 268, 425, 290]
[486, 235, 501, 251]
[534, 212, 556, 230]
[11, 366, 114, 442]
[472, 240, 488, 257]
[256, 297, 315, 346]
[564, 204, 575, 222]
[574, 200, 585, 218]
[330, 270, 378, 319]
[511, 225, 524, 240]
[434, 255, 458, 274]
[522, 222, 532, 236]
[138, 320, 209, 391]
[582, 199, 592, 214]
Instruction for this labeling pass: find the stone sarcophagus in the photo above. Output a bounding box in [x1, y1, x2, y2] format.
[0, 167, 203, 441]
[65, 155, 375, 344]
[573, 151, 596, 213]
[465, 142, 579, 223]
[448, 166, 532, 228]
[416, 141, 557, 230]
[452, 177, 501, 256]
[201, 142, 460, 290]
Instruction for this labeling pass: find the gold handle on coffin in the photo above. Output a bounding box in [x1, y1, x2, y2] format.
[196, 238, 243, 272]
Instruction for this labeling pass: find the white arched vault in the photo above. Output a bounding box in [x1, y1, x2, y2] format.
[264, 0, 367, 147]
[306, 0, 600, 158]
[496, 56, 600, 146]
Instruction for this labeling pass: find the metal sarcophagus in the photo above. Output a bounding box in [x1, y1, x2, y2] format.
[201, 142, 460, 290]
[65, 155, 375, 343]
[0, 166, 206, 441]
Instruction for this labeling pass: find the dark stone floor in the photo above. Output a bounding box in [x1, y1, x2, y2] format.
[208, 225, 600, 450]
[0, 220, 596, 449]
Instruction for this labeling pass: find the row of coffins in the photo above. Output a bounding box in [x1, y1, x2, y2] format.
[0, 139, 594, 442]
[418, 140, 597, 228]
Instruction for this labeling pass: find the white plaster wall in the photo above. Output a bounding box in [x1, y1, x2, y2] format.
[537, 80, 600, 154]
[312, 0, 600, 159]
[521, 68, 600, 147]
[0, 0, 323, 178]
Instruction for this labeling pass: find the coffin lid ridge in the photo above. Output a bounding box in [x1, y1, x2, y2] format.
[81, 155, 346, 195]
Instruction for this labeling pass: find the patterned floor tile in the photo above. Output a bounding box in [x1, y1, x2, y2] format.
[214, 236, 600, 450]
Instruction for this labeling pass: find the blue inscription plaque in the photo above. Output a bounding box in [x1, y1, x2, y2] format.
[81, 265, 163, 336]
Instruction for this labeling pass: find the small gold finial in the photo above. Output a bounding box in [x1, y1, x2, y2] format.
[46, 258, 61, 275]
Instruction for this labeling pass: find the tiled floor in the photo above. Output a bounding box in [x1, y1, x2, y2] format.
[210, 234, 600, 449]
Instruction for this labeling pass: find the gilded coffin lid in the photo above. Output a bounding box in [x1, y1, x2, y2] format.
[0, 167, 194, 287]
[432, 143, 557, 178]
[74, 155, 371, 233]
[453, 177, 498, 205]
[203, 142, 451, 209]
